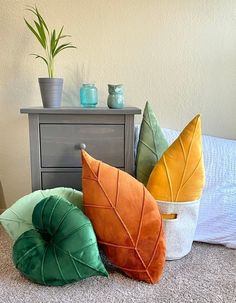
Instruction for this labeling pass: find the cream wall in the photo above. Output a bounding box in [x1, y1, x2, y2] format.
[0, 0, 236, 207]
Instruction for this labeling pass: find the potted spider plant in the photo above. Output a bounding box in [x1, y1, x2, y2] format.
[24, 6, 76, 108]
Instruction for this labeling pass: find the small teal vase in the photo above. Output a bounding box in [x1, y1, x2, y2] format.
[107, 84, 124, 109]
[80, 84, 98, 108]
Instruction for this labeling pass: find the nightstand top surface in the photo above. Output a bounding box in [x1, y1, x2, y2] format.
[20, 106, 141, 115]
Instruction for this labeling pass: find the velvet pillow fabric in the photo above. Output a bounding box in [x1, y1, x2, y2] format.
[13, 196, 108, 286]
[135, 102, 168, 186]
[147, 115, 205, 260]
[81, 150, 166, 284]
[147, 115, 205, 202]
[0, 187, 83, 241]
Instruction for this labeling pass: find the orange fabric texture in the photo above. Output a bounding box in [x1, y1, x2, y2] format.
[81, 150, 166, 284]
[147, 115, 205, 202]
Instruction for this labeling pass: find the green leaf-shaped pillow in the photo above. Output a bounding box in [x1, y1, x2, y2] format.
[0, 187, 83, 241]
[135, 102, 168, 185]
[12, 196, 108, 286]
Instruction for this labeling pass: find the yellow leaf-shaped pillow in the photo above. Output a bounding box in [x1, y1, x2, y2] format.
[147, 115, 205, 202]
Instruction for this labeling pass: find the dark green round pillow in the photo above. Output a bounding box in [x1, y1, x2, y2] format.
[12, 196, 108, 286]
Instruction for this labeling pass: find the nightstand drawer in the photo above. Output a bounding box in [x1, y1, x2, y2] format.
[21, 107, 141, 191]
[42, 172, 82, 190]
[40, 124, 125, 168]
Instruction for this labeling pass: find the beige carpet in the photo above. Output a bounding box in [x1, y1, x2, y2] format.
[0, 226, 236, 303]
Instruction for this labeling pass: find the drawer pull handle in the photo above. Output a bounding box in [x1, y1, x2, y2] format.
[78, 143, 86, 150]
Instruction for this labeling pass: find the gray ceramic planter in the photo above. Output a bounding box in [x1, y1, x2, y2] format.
[38, 78, 63, 108]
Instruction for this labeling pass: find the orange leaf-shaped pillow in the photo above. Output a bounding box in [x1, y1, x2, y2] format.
[81, 150, 166, 284]
[147, 114, 205, 202]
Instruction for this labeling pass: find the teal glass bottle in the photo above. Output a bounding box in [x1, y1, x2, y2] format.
[80, 84, 98, 108]
[107, 84, 124, 109]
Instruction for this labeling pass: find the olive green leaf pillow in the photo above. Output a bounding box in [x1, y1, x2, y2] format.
[13, 196, 108, 286]
[0, 187, 83, 241]
[135, 102, 168, 185]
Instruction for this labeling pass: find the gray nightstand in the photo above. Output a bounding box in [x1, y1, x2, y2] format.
[21, 107, 141, 191]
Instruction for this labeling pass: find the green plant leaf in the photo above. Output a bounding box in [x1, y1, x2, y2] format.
[54, 45, 76, 57]
[31, 53, 48, 66]
[35, 6, 49, 34]
[52, 34, 73, 56]
[57, 26, 64, 39]
[25, 7, 39, 18]
[34, 21, 46, 49]
[50, 29, 56, 54]
[60, 35, 71, 39]
[52, 26, 76, 57]
[26, 6, 49, 34]
[24, 18, 45, 49]
[53, 42, 71, 57]
[52, 26, 64, 56]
